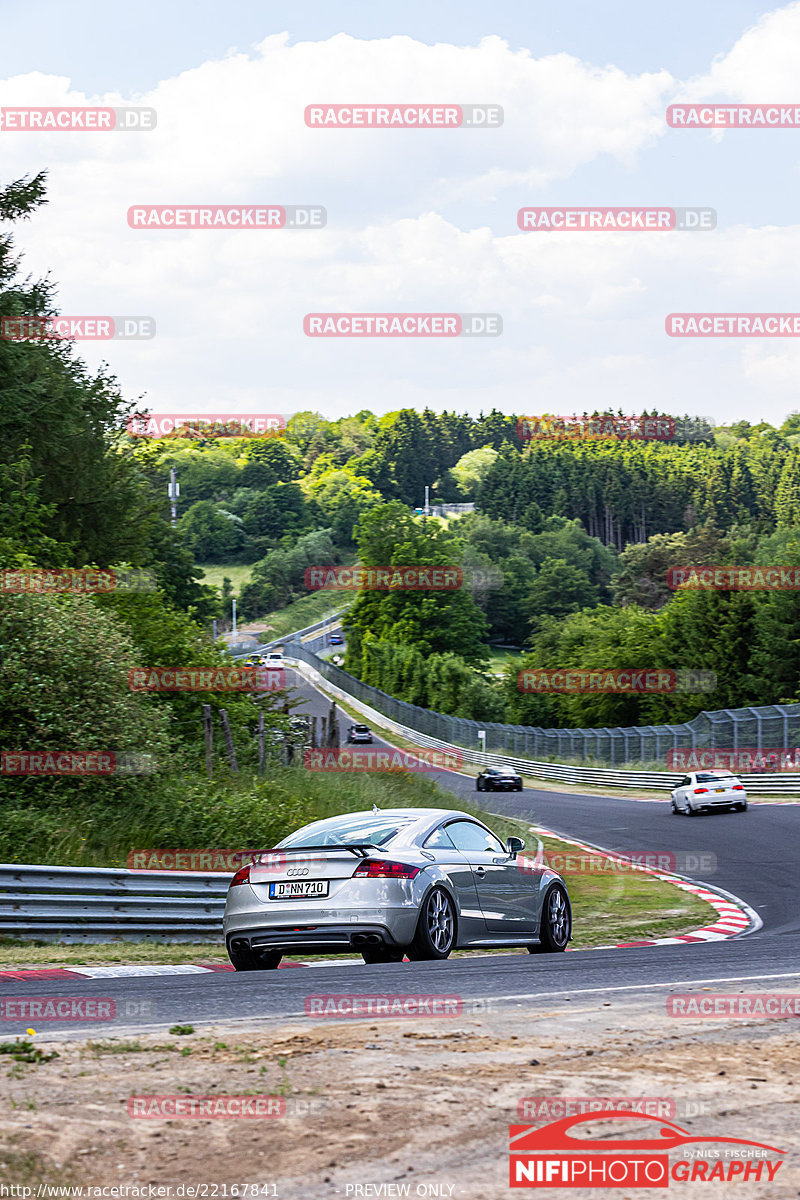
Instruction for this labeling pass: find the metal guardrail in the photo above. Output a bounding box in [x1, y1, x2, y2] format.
[287, 652, 800, 796]
[228, 610, 347, 658]
[218, 615, 800, 793]
[0, 863, 229, 943]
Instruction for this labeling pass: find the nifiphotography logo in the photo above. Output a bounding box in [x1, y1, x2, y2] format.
[508, 1111, 784, 1187]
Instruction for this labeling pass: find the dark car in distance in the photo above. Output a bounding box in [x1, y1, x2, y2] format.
[347, 724, 373, 744]
[476, 766, 523, 792]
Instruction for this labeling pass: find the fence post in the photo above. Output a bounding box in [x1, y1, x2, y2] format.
[219, 709, 239, 775]
[203, 704, 213, 778]
[258, 711, 265, 775]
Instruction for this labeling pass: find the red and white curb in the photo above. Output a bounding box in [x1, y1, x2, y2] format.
[530, 824, 760, 949]
[0, 959, 364, 982]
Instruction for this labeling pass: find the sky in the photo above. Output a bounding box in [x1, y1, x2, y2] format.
[2, 1, 800, 425]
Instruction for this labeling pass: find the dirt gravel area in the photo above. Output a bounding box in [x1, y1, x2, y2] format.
[0, 991, 797, 1198]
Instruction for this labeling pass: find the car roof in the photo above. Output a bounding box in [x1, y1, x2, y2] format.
[279, 807, 489, 840]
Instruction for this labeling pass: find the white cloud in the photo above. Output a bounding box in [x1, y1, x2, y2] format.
[0, 21, 798, 425]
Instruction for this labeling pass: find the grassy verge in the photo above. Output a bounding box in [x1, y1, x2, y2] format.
[256, 593, 351, 641]
[0, 784, 716, 965]
[196, 563, 253, 596]
[530, 833, 713, 948]
[485, 647, 523, 677]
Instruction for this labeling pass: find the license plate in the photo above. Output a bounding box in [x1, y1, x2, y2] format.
[715, 788, 725, 793]
[268, 880, 329, 899]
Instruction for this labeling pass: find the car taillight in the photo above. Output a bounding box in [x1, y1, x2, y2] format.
[229, 864, 251, 888]
[353, 859, 420, 879]
[693, 787, 709, 794]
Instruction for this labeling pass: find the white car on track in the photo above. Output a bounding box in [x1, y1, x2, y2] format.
[670, 771, 747, 815]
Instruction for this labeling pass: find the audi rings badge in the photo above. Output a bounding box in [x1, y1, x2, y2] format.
[286, 867, 310, 877]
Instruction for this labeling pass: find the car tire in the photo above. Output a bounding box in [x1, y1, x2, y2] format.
[227, 943, 282, 971]
[671, 797, 679, 813]
[360, 946, 405, 964]
[738, 800, 748, 812]
[515, 781, 523, 791]
[476, 778, 483, 791]
[407, 887, 456, 961]
[528, 883, 571, 953]
[686, 801, 697, 816]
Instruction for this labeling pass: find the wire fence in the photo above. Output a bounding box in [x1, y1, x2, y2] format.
[286, 634, 800, 769]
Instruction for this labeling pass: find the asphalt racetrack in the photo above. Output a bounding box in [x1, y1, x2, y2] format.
[3, 666, 799, 1039]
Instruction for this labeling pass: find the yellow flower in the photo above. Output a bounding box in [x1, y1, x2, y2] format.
[26, 1028, 35, 1037]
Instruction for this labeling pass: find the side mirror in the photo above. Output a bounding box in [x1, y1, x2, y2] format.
[506, 836, 525, 859]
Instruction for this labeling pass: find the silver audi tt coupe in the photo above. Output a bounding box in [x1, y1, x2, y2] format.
[223, 807, 572, 970]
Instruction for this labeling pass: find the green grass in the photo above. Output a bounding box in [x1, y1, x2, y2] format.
[256, 592, 351, 641]
[0, 764, 716, 963]
[196, 563, 254, 596]
[536, 833, 713, 948]
[485, 647, 523, 677]
[0, 765, 452, 868]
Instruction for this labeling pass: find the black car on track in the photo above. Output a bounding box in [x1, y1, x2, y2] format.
[476, 766, 523, 792]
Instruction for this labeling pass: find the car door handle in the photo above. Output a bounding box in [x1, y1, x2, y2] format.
[474, 866, 486, 878]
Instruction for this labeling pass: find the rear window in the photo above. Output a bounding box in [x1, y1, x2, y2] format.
[696, 773, 735, 783]
[353, 725, 370, 733]
[280, 814, 413, 848]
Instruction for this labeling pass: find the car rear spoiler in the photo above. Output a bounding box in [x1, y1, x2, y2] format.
[255, 843, 381, 860]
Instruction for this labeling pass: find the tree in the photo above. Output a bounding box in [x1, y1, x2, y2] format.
[0, 593, 170, 801]
[527, 558, 599, 627]
[449, 446, 499, 497]
[344, 502, 490, 671]
[0, 173, 215, 614]
[178, 501, 249, 560]
[306, 468, 382, 545]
